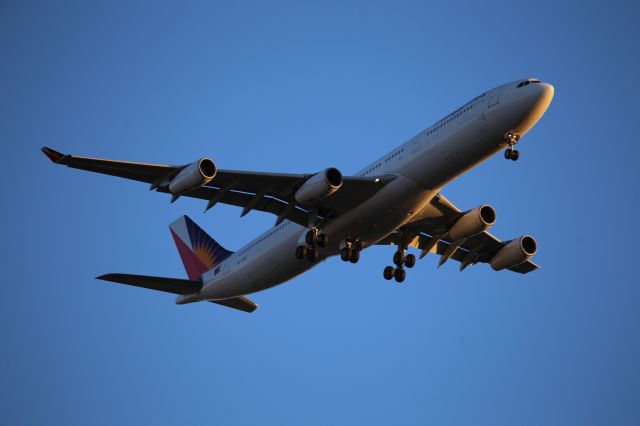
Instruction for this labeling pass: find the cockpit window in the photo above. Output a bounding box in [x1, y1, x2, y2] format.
[518, 79, 542, 88]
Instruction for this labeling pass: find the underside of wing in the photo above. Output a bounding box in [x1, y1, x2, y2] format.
[379, 193, 540, 274]
[42, 147, 392, 227]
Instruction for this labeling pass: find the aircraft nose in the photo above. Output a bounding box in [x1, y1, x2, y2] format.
[521, 82, 554, 125]
[534, 82, 554, 107]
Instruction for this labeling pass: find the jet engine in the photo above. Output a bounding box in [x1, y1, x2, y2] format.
[168, 158, 217, 194]
[448, 205, 496, 241]
[294, 168, 343, 204]
[490, 235, 537, 271]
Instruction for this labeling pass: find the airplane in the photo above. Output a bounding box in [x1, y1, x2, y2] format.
[42, 78, 554, 313]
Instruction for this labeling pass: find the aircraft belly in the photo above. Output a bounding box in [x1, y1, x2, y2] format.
[201, 226, 313, 300]
[244, 243, 312, 293]
[200, 177, 435, 301]
[321, 175, 436, 248]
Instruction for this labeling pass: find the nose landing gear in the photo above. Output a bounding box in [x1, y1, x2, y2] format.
[504, 131, 521, 161]
[504, 148, 520, 161]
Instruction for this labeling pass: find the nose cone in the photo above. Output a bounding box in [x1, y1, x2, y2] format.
[526, 82, 554, 121]
[536, 82, 554, 107]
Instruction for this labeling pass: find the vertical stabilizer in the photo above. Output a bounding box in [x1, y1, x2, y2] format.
[169, 215, 233, 280]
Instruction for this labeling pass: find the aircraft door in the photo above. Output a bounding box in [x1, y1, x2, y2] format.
[487, 88, 500, 108]
[410, 138, 420, 154]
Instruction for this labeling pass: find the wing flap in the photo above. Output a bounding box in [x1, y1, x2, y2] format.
[156, 186, 311, 227]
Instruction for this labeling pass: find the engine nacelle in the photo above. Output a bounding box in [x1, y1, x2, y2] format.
[490, 235, 537, 271]
[168, 158, 217, 194]
[294, 168, 343, 204]
[448, 205, 496, 241]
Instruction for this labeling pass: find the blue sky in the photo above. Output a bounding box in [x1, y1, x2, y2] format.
[2, 1, 639, 425]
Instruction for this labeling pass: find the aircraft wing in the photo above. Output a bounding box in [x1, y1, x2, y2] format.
[42, 147, 393, 227]
[378, 193, 540, 274]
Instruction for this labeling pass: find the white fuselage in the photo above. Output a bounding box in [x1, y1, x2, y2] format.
[186, 79, 554, 302]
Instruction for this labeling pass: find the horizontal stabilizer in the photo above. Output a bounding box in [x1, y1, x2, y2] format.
[97, 273, 202, 294]
[209, 296, 258, 313]
[96, 273, 258, 313]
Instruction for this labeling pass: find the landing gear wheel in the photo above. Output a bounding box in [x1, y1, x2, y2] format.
[307, 248, 319, 262]
[393, 251, 405, 267]
[295, 245, 307, 260]
[349, 249, 360, 264]
[504, 148, 513, 159]
[305, 230, 316, 246]
[504, 130, 520, 161]
[341, 248, 351, 262]
[404, 254, 416, 268]
[317, 234, 328, 247]
[394, 268, 406, 283]
[383, 266, 395, 280]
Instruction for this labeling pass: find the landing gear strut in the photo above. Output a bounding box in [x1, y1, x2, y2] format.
[296, 228, 326, 263]
[504, 131, 520, 161]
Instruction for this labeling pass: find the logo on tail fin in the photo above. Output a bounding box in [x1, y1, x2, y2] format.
[169, 215, 233, 280]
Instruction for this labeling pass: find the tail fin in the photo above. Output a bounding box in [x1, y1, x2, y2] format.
[169, 215, 233, 280]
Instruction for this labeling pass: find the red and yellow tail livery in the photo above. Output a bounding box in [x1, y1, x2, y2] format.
[169, 215, 233, 280]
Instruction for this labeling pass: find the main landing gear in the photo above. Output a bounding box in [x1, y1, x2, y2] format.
[504, 131, 521, 161]
[340, 240, 362, 264]
[295, 228, 327, 263]
[383, 249, 416, 283]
